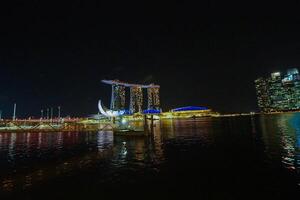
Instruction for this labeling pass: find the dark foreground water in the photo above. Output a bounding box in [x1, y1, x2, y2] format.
[0, 114, 300, 200]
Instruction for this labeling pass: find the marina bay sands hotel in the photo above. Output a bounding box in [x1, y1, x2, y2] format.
[102, 80, 160, 113]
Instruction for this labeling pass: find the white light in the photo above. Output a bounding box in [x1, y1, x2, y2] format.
[121, 118, 127, 124]
[98, 100, 125, 117]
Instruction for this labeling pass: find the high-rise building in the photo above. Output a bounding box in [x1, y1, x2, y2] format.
[255, 78, 271, 112]
[110, 84, 126, 110]
[129, 86, 143, 113]
[147, 87, 160, 110]
[102, 80, 161, 114]
[255, 68, 300, 112]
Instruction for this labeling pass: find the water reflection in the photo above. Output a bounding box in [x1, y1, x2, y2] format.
[0, 131, 115, 194]
[259, 113, 300, 176]
[0, 128, 167, 194]
[0, 116, 299, 198]
[97, 131, 113, 152]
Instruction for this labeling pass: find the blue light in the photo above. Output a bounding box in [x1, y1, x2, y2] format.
[172, 106, 208, 112]
[123, 110, 132, 115]
[143, 109, 161, 114]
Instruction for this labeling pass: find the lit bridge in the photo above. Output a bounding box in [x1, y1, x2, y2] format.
[0, 118, 101, 132]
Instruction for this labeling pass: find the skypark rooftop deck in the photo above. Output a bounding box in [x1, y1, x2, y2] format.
[102, 80, 160, 88]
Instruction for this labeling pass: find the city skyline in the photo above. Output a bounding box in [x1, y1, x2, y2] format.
[1, 2, 300, 199]
[1, 3, 300, 117]
[1, 64, 300, 118]
[1, 67, 299, 118]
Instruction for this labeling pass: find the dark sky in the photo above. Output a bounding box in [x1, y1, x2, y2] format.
[1, 1, 300, 117]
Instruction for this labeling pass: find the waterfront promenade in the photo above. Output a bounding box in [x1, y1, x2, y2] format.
[0, 118, 113, 133]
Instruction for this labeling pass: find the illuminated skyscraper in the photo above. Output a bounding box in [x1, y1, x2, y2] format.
[129, 86, 143, 113]
[102, 80, 160, 114]
[255, 68, 300, 112]
[268, 72, 286, 110]
[110, 84, 126, 110]
[255, 78, 271, 112]
[147, 87, 160, 110]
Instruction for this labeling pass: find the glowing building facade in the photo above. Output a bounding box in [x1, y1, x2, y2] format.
[130, 86, 143, 113]
[255, 68, 300, 112]
[102, 80, 160, 114]
[255, 78, 271, 112]
[147, 87, 160, 110]
[110, 84, 126, 110]
[161, 106, 218, 119]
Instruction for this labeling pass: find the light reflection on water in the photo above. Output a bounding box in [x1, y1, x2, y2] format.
[0, 116, 299, 198]
[0, 131, 115, 193]
[259, 113, 300, 174]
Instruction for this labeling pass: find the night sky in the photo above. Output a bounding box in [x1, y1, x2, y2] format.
[1, 1, 300, 117]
